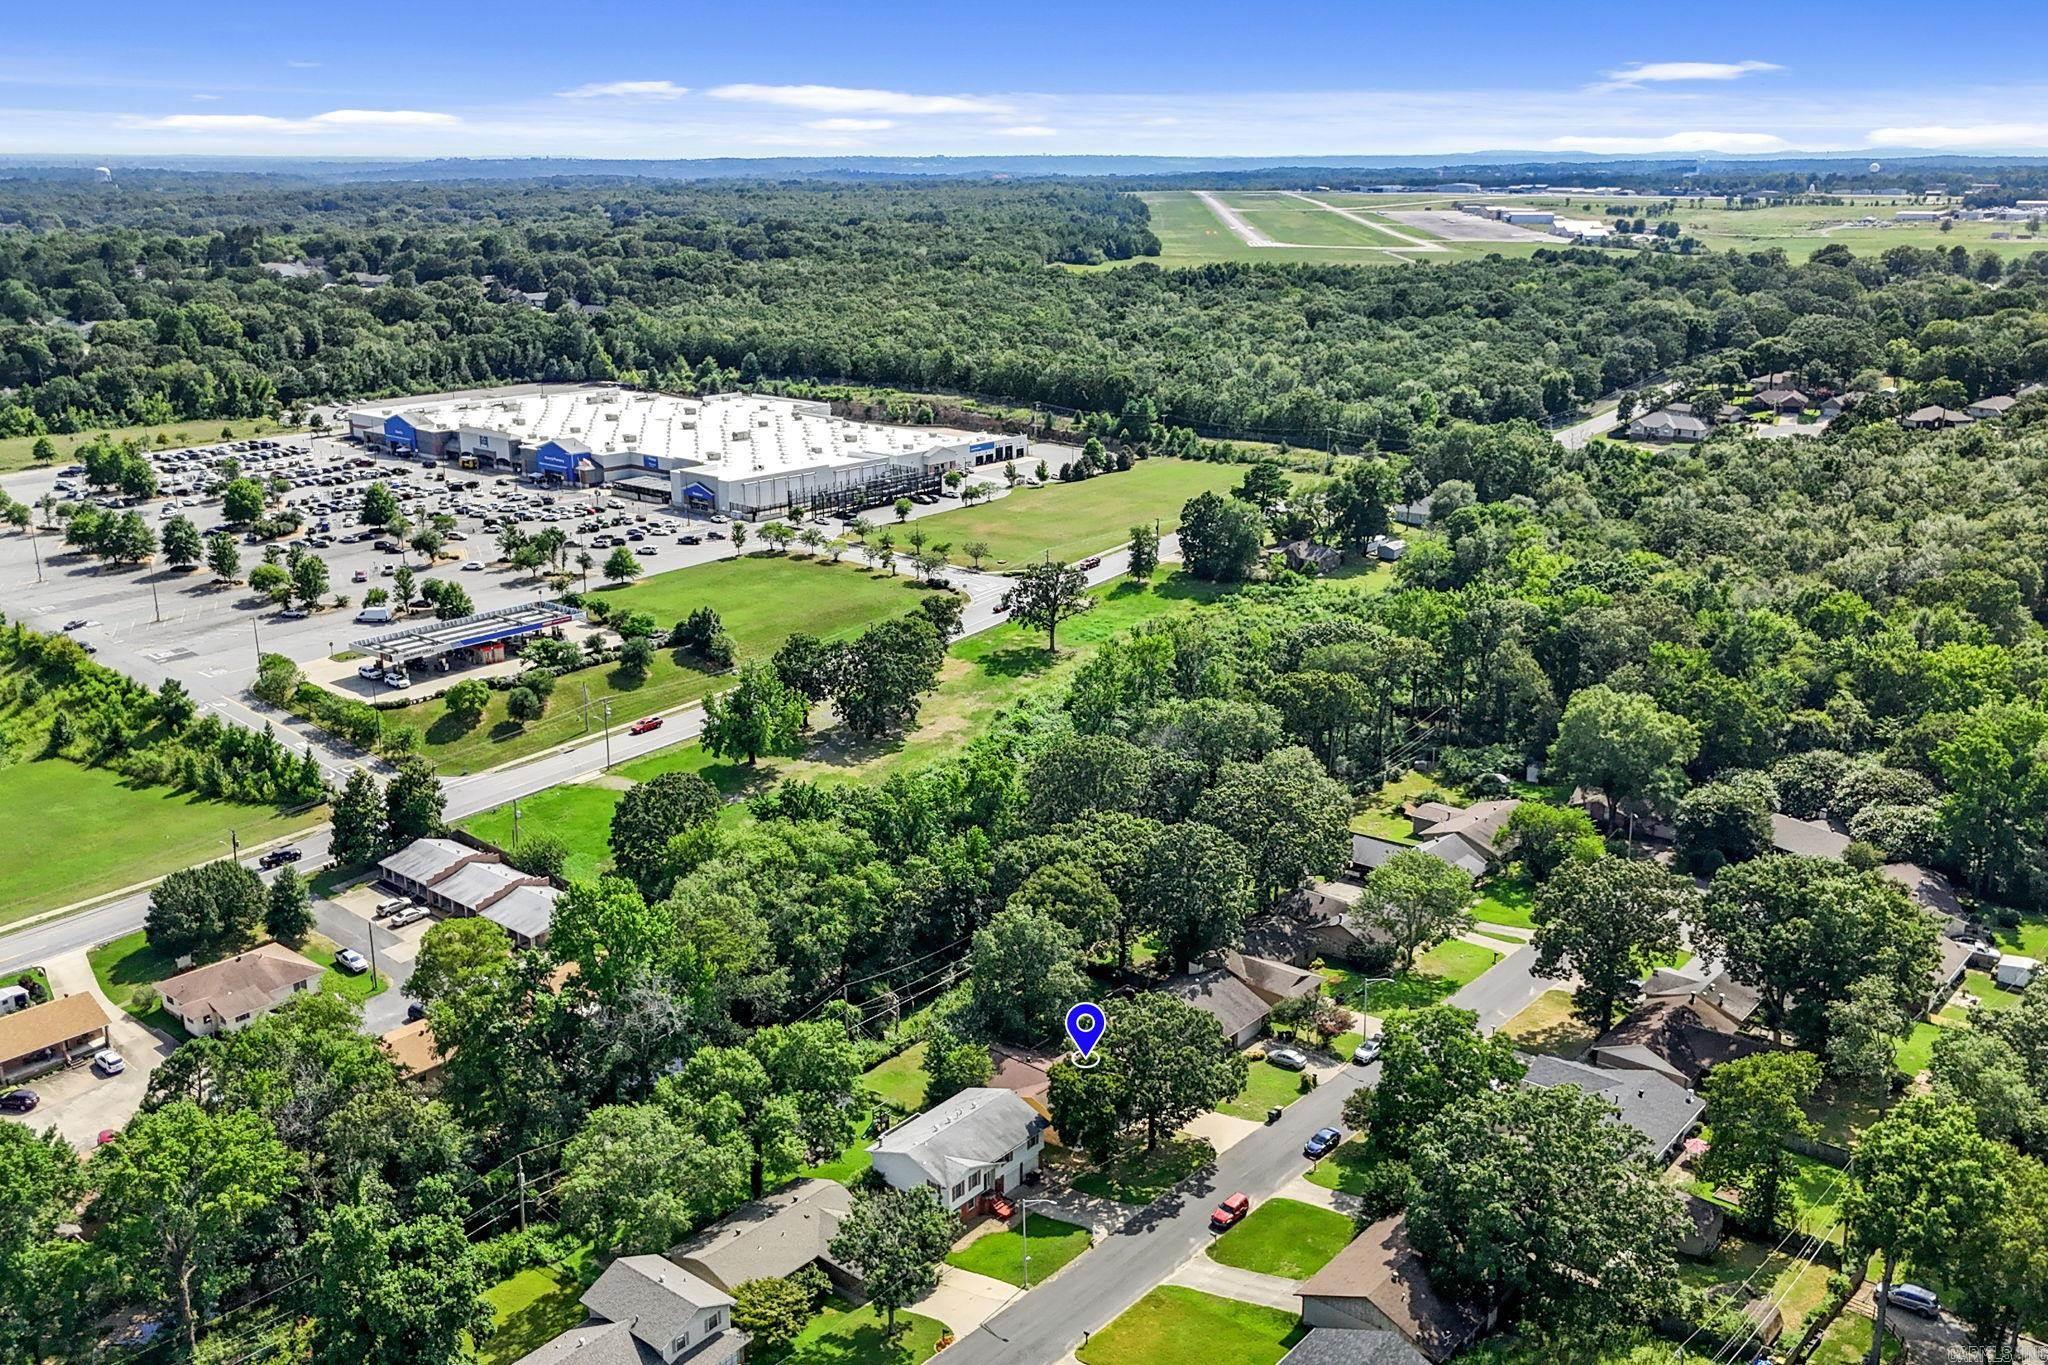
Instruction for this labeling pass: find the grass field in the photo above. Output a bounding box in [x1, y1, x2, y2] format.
[87, 930, 189, 1039]
[1207, 1198, 1354, 1279]
[908, 458, 1242, 568]
[1893, 1019, 1952, 1078]
[459, 782, 623, 882]
[1471, 874, 1537, 929]
[301, 934, 390, 1003]
[945, 1213, 1092, 1287]
[1067, 1137, 1213, 1205]
[0, 416, 299, 475]
[1499, 990, 1596, 1058]
[860, 1041, 929, 1113]
[776, 1302, 947, 1365]
[1216, 1054, 1310, 1121]
[0, 758, 320, 927]
[1078, 1287, 1306, 1365]
[1325, 938, 1501, 1015]
[397, 555, 925, 772]
[478, 1242, 600, 1365]
[1992, 912, 2048, 960]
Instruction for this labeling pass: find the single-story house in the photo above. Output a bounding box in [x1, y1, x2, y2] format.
[1349, 834, 1411, 876]
[1391, 498, 1432, 529]
[379, 1017, 446, 1084]
[1818, 393, 1864, 419]
[668, 1179, 858, 1298]
[1638, 967, 1760, 1033]
[1966, 395, 2017, 420]
[1282, 539, 1344, 576]
[1297, 1216, 1487, 1363]
[1627, 408, 1710, 443]
[1880, 862, 1967, 932]
[1587, 1000, 1775, 1089]
[1902, 406, 1974, 430]
[517, 1255, 742, 1365]
[1931, 938, 1974, 1009]
[1164, 950, 1323, 1047]
[1996, 956, 2041, 991]
[378, 836, 561, 946]
[1276, 878, 1392, 965]
[868, 1087, 1047, 1218]
[1276, 1329, 1430, 1365]
[157, 943, 322, 1037]
[1750, 371, 1798, 391]
[1570, 787, 1676, 843]
[1520, 1053, 1704, 1163]
[1402, 798, 1520, 880]
[1769, 814, 1852, 862]
[1754, 388, 1810, 414]
[0, 992, 111, 1082]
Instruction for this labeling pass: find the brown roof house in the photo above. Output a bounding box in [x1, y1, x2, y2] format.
[1769, 814, 1852, 861]
[1402, 798, 1521, 880]
[668, 1178, 859, 1298]
[158, 944, 323, 1037]
[1297, 1216, 1488, 1363]
[1638, 967, 1761, 1033]
[0, 993, 111, 1082]
[1588, 1000, 1776, 1090]
[1163, 950, 1324, 1048]
[379, 1017, 446, 1084]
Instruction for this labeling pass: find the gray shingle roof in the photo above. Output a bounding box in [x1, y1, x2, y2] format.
[1520, 1053, 1704, 1159]
[378, 836, 477, 886]
[868, 1088, 1045, 1188]
[483, 883, 562, 942]
[1162, 967, 1272, 1041]
[1279, 1329, 1430, 1365]
[578, 1256, 729, 1359]
[1770, 814, 1852, 861]
[668, 1179, 851, 1293]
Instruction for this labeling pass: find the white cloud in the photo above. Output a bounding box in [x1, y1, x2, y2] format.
[191, 93, 221, 102]
[308, 108, 459, 127]
[129, 108, 458, 134]
[1867, 122, 2048, 148]
[285, 60, 321, 69]
[706, 83, 1010, 116]
[556, 80, 689, 101]
[808, 117, 895, 131]
[1548, 130, 1792, 153]
[1140, 116, 1180, 127]
[992, 124, 1057, 138]
[1600, 60, 1781, 86]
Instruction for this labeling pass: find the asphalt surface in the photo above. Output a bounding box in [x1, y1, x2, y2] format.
[944, 1059, 1373, 1365]
[1448, 943, 1565, 1031]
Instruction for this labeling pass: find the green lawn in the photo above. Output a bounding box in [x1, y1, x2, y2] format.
[1960, 970, 2024, 1013]
[860, 1042, 929, 1114]
[301, 935, 391, 1003]
[1068, 1137, 1213, 1205]
[1216, 1054, 1311, 1121]
[1304, 1139, 1381, 1195]
[1684, 1152, 1847, 1247]
[944, 1214, 1092, 1287]
[1992, 912, 2048, 960]
[479, 1243, 599, 1365]
[0, 758, 319, 927]
[1471, 873, 1537, 929]
[908, 458, 1243, 568]
[1803, 1080, 1889, 1148]
[1077, 1286, 1306, 1365]
[459, 782, 624, 883]
[1460, 1330, 1721, 1365]
[775, 1302, 947, 1365]
[1893, 1020, 1952, 1078]
[1812, 1311, 1904, 1365]
[396, 555, 925, 773]
[1336, 939, 1502, 1015]
[799, 1105, 876, 1187]
[0, 415, 298, 475]
[1347, 769, 1437, 843]
[86, 930, 189, 1039]
[1207, 1198, 1354, 1279]
[1500, 990, 1597, 1058]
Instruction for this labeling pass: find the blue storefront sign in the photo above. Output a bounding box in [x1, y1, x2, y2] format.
[535, 442, 577, 476]
[969, 440, 996, 454]
[384, 415, 419, 451]
[642, 456, 661, 470]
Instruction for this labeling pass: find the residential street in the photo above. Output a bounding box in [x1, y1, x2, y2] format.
[940, 1061, 1373, 1365]
[1449, 943, 1566, 1032]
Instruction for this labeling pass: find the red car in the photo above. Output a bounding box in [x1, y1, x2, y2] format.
[628, 716, 664, 736]
[1209, 1193, 1251, 1232]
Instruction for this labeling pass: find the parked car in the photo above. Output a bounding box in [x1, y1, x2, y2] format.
[91, 1049, 126, 1077]
[1879, 1285, 1940, 1319]
[406, 1001, 428, 1023]
[1303, 1126, 1342, 1159]
[0, 1089, 39, 1113]
[1351, 1038, 1382, 1066]
[334, 948, 370, 975]
[387, 905, 432, 928]
[358, 661, 387, 680]
[1209, 1193, 1251, 1232]
[1265, 1046, 1308, 1072]
[374, 898, 409, 919]
[1079, 555, 1103, 570]
[97, 1129, 118, 1146]
[629, 716, 664, 736]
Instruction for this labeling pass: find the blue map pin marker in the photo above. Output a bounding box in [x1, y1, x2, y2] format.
[1065, 1002, 1107, 1060]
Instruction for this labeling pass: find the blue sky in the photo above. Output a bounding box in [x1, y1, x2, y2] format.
[6, 0, 2048, 157]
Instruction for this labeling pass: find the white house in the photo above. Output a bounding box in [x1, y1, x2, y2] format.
[868, 1087, 1047, 1217]
[1995, 956, 2040, 992]
[157, 944, 323, 1036]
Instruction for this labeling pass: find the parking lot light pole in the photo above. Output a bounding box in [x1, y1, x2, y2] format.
[150, 576, 162, 624]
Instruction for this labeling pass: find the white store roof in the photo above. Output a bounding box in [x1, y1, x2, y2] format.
[354, 388, 976, 477]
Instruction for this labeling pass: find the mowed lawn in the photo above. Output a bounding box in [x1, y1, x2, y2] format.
[478, 1243, 599, 1365]
[911, 459, 1243, 568]
[403, 555, 926, 773]
[459, 782, 623, 883]
[1217, 1053, 1312, 1120]
[780, 1302, 947, 1365]
[1078, 1286, 1306, 1365]
[945, 1214, 1092, 1287]
[0, 758, 320, 926]
[1207, 1198, 1354, 1279]
[0, 415, 297, 475]
[88, 929, 189, 1038]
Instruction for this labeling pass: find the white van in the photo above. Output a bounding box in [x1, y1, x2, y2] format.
[355, 605, 395, 624]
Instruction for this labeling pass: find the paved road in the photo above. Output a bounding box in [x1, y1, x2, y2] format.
[0, 539, 1164, 987]
[944, 1060, 1372, 1365]
[1448, 943, 1567, 1032]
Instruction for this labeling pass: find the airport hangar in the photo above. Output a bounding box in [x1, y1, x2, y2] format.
[344, 388, 1028, 518]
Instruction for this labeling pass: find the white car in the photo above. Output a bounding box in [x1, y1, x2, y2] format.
[357, 661, 386, 680]
[462, 560, 484, 571]
[1351, 1039, 1382, 1066]
[91, 1049, 126, 1077]
[382, 671, 411, 689]
[387, 905, 432, 928]
[334, 948, 370, 975]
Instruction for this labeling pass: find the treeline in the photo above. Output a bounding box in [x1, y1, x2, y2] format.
[0, 622, 325, 806]
[9, 179, 2048, 449]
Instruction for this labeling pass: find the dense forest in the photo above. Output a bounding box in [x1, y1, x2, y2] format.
[6, 178, 2048, 454]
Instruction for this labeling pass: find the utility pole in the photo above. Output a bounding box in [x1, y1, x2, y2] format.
[150, 575, 162, 624]
[229, 828, 240, 862]
[601, 699, 613, 770]
[251, 618, 262, 667]
[28, 529, 42, 583]
[512, 798, 521, 847]
[581, 682, 592, 733]
[517, 1155, 528, 1232]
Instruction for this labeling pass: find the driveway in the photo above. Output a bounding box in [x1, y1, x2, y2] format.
[911, 1266, 1018, 1337]
[1848, 1285, 2048, 1364]
[1166, 1256, 1303, 1312]
[0, 950, 171, 1152]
